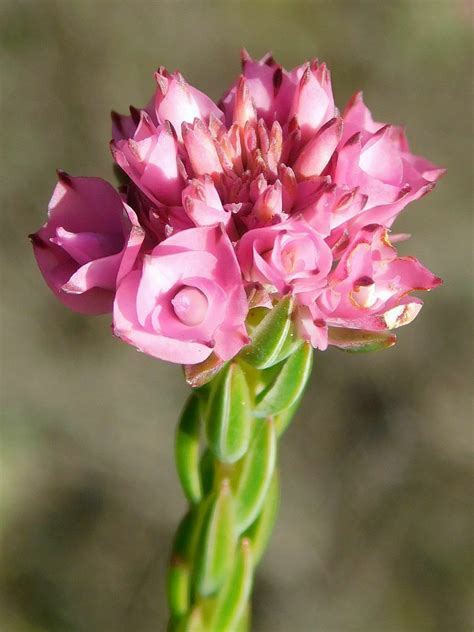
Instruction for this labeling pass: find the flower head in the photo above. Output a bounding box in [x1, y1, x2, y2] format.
[31, 51, 443, 363]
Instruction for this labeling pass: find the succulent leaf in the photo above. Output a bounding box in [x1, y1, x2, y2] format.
[271, 320, 303, 365]
[205, 363, 252, 464]
[239, 296, 294, 369]
[209, 538, 253, 632]
[234, 418, 277, 533]
[167, 557, 190, 622]
[328, 327, 397, 352]
[255, 343, 313, 417]
[192, 480, 236, 597]
[243, 471, 280, 568]
[176, 394, 203, 504]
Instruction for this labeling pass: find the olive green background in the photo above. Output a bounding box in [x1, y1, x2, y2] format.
[1, 1, 472, 631]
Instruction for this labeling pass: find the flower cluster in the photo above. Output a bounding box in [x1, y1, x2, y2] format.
[31, 51, 443, 364]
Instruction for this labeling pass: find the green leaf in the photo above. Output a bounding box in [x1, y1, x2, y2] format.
[234, 418, 277, 533]
[206, 363, 252, 464]
[167, 510, 196, 622]
[234, 604, 251, 632]
[271, 320, 303, 365]
[167, 557, 190, 622]
[244, 306, 269, 335]
[192, 479, 236, 597]
[328, 327, 397, 353]
[239, 296, 294, 369]
[209, 538, 253, 632]
[255, 343, 313, 417]
[176, 395, 202, 504]
[170, 510, 196, 561]
[243, 471, 279, 568]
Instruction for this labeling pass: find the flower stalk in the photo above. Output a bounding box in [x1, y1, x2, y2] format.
[168, 300, 313, 631]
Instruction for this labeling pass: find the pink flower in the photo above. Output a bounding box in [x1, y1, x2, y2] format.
[111, 113, 185, 207]
[111, 68, 223, 144]
[30, 173, 144, 314]
[109, 52, 443, 260]
[219, 52, 335, 138]
[330, 92, 445, 233]
[154, 70, 224, 141]
[317, 224, 442, 331]
[237, 218, 332, 298]
[113, 225, 249, 364]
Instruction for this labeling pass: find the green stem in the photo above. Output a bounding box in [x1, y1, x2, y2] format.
[167, 339, 313, 632]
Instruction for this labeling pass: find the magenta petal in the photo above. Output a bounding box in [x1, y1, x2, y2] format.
[113, 271, 212, 363]
[157, 74, 223, 140]
[290, 63, 334, 141]
[359, 126, 404, 185]
[63, 253, 122, 293]
[294, 118, 343, 179]
[213, 325, 250, 361]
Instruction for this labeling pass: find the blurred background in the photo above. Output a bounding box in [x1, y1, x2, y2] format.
[0, 1, 472, 630]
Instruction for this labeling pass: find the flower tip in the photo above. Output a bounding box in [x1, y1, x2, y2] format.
[263, 53, 276, 67]
[181, 121, 193, 140]
[28, 232, 46, 248]
[240, 47, 252, 67]
[154, 70, 168, 94]
[127, 105, 140, 125]
[61, 281, 82, 294]
[139, 109, 152, 125]
[300, 63, 312, 85]
[56, 169, 74, 187]
[347, 90, 364, 108]
[272, 67, 283, 94]
[163, 120, 178, 140]
[346, 131, 362, 147]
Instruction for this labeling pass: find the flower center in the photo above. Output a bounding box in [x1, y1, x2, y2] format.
[281, 246, 297, 272]
[171, 286, 208, 326]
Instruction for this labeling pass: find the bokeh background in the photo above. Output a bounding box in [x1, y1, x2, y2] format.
[1, 1, 472, 631]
